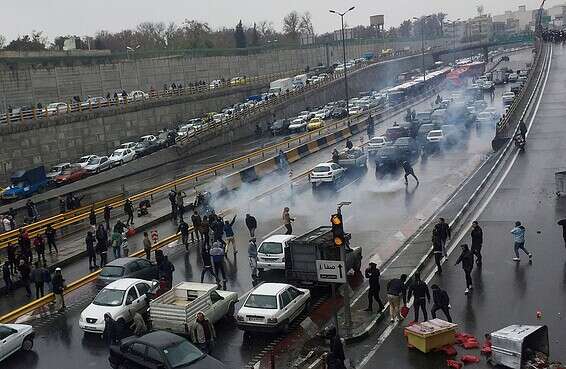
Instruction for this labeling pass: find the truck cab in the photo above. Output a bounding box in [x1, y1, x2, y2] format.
[2, 166, 48, 200]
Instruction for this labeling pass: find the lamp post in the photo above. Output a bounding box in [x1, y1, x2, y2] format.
[330, 6, 355, 121]
[413, 15, 433, 81]
[447, 19, 461, 65]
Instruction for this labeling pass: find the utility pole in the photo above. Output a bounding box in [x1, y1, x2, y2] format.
[330, 7, 355, 120]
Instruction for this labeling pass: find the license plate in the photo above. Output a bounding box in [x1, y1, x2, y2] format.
[247, 317, 264, 322]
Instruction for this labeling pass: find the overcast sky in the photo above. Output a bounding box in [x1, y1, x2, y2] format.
[2, 0, 562, 41]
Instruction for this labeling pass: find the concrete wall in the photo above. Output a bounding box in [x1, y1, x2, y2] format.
[0, 38, 455, 112]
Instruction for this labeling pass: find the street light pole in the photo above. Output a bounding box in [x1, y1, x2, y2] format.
[330, 7, 355, 121]
[414, 15, 433, 82]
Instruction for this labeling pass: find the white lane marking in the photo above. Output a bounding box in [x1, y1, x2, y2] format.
[358, 44, 552, 369]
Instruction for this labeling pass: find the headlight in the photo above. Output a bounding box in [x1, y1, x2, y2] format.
[267, 318, 278, 324]
[236, 315, 244, 322]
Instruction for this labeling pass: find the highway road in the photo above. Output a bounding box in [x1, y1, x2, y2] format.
[1, 49, 534, 369]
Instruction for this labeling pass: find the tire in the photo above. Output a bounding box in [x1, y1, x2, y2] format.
[280, 320, 291, 334]
[21, 337, 34, 351]
[118, 160, 123, 166]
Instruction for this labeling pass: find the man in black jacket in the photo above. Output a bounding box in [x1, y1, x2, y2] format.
[364, 262, 384, 312]
[470, 221, 483, 265]
[407, 272, 430, 322]
[328, 327, 345, 367]
[245, 214, 257, 237]
[430, 284, 452, 322]
[191, 211, 202, 243]
[455, 243, 474, 295]
[386, 274, 407, 322]
[434, 218, 451, 256]
[432, 227, 443, 275]
[178, 219, 190, 250]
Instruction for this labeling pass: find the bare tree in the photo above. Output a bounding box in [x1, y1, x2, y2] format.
[136, 22, 167, 49]
[0, 35, 5, 49]
[257, 20, 276, 40]
[299, 12, 314, 35]
[283, 11, 301, 40]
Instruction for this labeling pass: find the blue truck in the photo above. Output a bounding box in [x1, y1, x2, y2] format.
[2, 166, 48, 200]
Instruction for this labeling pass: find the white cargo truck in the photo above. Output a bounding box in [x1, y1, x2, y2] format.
[269, 78, 294, 95]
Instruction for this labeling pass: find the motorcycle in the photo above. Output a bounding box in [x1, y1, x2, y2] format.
[514, 134, 526, 151]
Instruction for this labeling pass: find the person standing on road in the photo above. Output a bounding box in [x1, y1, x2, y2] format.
[190, 311, 216, 354]
[282, 207, 294, 235]
[519, 119, 527, 140]
[248, 238, 259, 279]
[103, 313, 118, 345]
[471, 221, 483, 265]
[402, 161, 419, 185]
[210, 242, 226, 282]
[455, 244, 474, 295]
[159, 256, 175, 290]
[103, 205, 112, 231]
[45, 224, 58, 254]
[201, 216, 211, 248]
[191, 211, 202, 243]
[3, 215, 12, 232]
[33, 235, 47, 266]
[111, 229, 122, 259]
[2, 261, 12, 293]
[328, 327, 345, 367]
[18, 229, 32, 264]
[200, 246, 218, 283]
[86, 230, 97, 270]
[176, 191, 186, 221]
[408, 272, 430, 322]
[52, 267, 66, 311]
[224, 215, 237, 256]
[386, 274, 407, 322]
[7, 243, 16, 275]
[26, 200, 39, 222]
[124, 199, 134, 226]
[364, 262, 384, 312]
[432, 228, 444, 275]
[18, 260, 32, 298]
[168, 189, 177, 220]
[511, 221, 532, 262]
[430, 284, 452, 322]
[557, 219, 566, 248]
[132, 312, 148, 336]
[245, 214, 257, 237]
[31, 261, 47, 299]
[89, 205, 96, 226]
[96, 224, 108, 266]
[434, 218, 451, 257]
[212, 217, 226, 246]
[143, 232, 152, 260]
[178, 219, 190, 250]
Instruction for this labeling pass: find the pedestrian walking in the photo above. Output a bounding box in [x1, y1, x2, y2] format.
[190, 311, 216, 354]
[434, 218, 451, 256]
[511, 221, 532, 262]
[386, 274, 407, 322]
[557, 219, 566, 248]
[248, 238, 259, 279]
[364, 262, 384, 312]
[121, 235, 129, 257]
[471, 221, 483, 265]
[432, 227, 443, 275]
[328, 327, 345, 367]
[52, 267, 66, 311]
[168, 189, 177, 220]
[111, 230, 122, 259]
[224, 215, 237, 256]
[407, 272, 430, 322]
[33, 235, 47, 265]
[103, 313, 118, 345]
[176, 191, 186, 221]
[191, 211, 202, 243]
[31, 262, 47, 299]
[245, 213, 257, 237]
[124, 199, 134, 226]
[18, 260, 32, 298]
[18, 229, 32, 264]
[178, 219, 190, 250]
[96, 224, 108, 266]
[7, 243, 16, 275]
[158, 256, 175, 290]
[200, 246, 217, 283]
[45, 224, 58, 254]
[89, 205, 96, 226]
[455, 244, 474, 295]
[143, 232, 152, 260]
[210, 242, 226, 282]
[104, 205, 112, 231]
[2, 261, 12, 293]
[519, 119, 527, 140]
[212, 217, 226, 246]
[86, 230, 98, 270]
[402, 161, 419, 185]
[282, 207, 294, 235]
[430, 284, 452, 322]
[26, 200, 39, 222]
[201, 216, 211, 248]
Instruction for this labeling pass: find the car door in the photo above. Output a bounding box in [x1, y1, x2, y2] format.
[135, 259, 156, 280]
[278, 290, 293, 323]
[283, 288, 301, 321]
[100, 157, 110, 171]
[124, 286, 140, 320]
[123, 342, 149, 369]
[135, 283, 151, 310]
[287, 287, 307, 318]
[0, 326, 20, 360]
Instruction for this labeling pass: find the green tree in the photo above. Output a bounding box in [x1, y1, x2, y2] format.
[5, 31, 46, 51]
[234, 20, 247, 48]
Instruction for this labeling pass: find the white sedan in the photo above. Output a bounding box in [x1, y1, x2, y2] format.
[109, 148, 135, 167]
[0, 323, 34, 362]
[79, 278, 154, 334]
[75, 155, 98, 168]
[367, 136, 389, 154]
[128, 90, 149, 101]
[288, 118, 307, 132]
[309, 162, 346, 185]
[236, 283, 310, 333]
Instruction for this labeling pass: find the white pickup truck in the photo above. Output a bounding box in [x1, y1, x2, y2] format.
[149, 282, 239, 335]
[337, 147, 368, 168]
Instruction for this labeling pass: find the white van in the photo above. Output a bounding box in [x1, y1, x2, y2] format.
[257, 235, 296, 272]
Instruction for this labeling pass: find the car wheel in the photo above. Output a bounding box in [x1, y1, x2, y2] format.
[119, 160, 123, 166]
[21, 337, 34, 351]
[280, 320, 291, 334]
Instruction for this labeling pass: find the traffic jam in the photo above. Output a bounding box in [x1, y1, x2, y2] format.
[0, 47, 534, 369]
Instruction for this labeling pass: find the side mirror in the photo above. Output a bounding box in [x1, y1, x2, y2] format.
[126, 297, 133, 305]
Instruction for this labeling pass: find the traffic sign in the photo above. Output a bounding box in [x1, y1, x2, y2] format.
[316, 260, 346, 283]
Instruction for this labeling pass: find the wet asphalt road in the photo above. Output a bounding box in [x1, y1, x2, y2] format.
[353, 44, 566, 368]
[1, 50, 533, 369]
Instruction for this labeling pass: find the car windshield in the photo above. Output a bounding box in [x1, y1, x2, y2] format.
[313, 166, 331, 173]
[429, 131, 442, 137]
[78, 157, 91, 163]
[259, 242, 283, 254]
[88, 157, 101, 165]
[49, 167, 62, 173]
[99, 266, 125, 278]
[245, 294, 278, 309]
[111, 152, 123, 158]
[163, 340, 205, 368]
[370, 138, 384, 144]
[93, 288, 125, 306]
